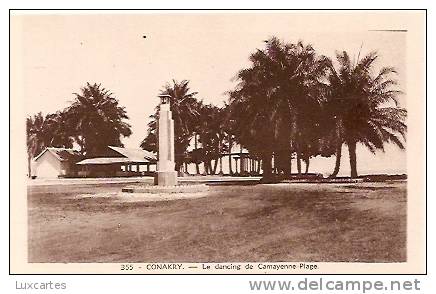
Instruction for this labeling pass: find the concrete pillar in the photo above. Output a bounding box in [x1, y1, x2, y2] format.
[154, 100, 178, 186]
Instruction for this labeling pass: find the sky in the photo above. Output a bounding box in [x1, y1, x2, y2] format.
[15, 12, 408, 175]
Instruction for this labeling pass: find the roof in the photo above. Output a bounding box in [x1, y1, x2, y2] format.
[76, 157, 134, 165]
[108, 146, 156, 161]
[76, 146, 157, 165]
[34, 147, 82, 162]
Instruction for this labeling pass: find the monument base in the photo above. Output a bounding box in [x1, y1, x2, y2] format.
[154, 171, 178, 186]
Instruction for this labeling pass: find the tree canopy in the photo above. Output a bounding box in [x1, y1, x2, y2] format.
[325, 51, 406, 177]
[26, 82, 132, 162]
[27, 37, 407, 180]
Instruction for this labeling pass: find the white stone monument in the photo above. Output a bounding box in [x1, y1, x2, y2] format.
[123, 94, 207, 194]
[154, 94, 178, 186]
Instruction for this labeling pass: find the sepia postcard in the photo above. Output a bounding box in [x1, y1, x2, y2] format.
[9, 10, 426, 274]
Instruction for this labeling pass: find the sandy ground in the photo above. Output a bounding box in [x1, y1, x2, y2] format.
[27, 175, 262, 186]
[75, 191, 210, 202]
[27, 181, 406, 263]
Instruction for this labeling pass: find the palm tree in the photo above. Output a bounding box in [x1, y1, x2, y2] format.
[222, 103, 236, 175]
[228, 38, 289, 181]
[227, 132, 234, 175]
[228, 52, 278, 180]
[140, 124, 157, 152]
[142, 80, 201, 172]
[26, 113, 45, 177]
[64, 83, 132, 156]
[26, 111, 74, 177]
[43, 111, 75, 148]
[193, 132, 201, 174]
[214, 107, 228, 175]
[196, 103, 225, 175]
[213, 107, 228, 175]
[326, 51, 407, 178]
[228, 37, 329, 181]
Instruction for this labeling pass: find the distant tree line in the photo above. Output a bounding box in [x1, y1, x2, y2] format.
[141, 37, 407, 181]
[27, 36, 407, 181]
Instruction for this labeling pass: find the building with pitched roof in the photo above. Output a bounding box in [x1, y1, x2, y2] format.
[75, 146, 157, 177]
[31, 147, 83, 178]
[31, 146, 157, 179]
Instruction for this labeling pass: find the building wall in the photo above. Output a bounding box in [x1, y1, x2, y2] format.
[60, 161, 75, 176]
[33, 151, 62, 178]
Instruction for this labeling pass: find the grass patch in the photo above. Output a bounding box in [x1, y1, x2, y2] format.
[28, 182, 406, 263]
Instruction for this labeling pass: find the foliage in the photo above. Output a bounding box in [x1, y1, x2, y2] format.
[227, 37, 331, 179]
[141, 80, 200, 170]
[26, 111, 74, 159]
[196, 104, 228, 174]
[64, 83, 132, 156]
[28, 38, 407, 180]
[326, 51, 407, 177]
[27, 83, 132, 161]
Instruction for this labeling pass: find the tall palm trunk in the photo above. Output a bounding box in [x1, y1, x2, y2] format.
[228, 134, 233, 175]
[202, 161, 208, 175]
[213, 158, 219, 174]
[208, 160, 213, 175]
[27, 154, 32, 178]
[330, 144, 342, 178]
[283, 149, 292, 177]
[290, 112, 299, 176]
[330, 119, 343, 178]
[204, 160, 210, 175]
[175, 161, 182, 173]
[239, 145, 243, 174]
[348, 140, 358, 178]
[304, 157, 310, 174]
[261, 151, 273, 182]
[286, 140, 292, 178]
[203, 160, 209, 175]
[194, 133, 200, 174]
[296, 153, 302, 175]
[218, 140, 223, 175]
